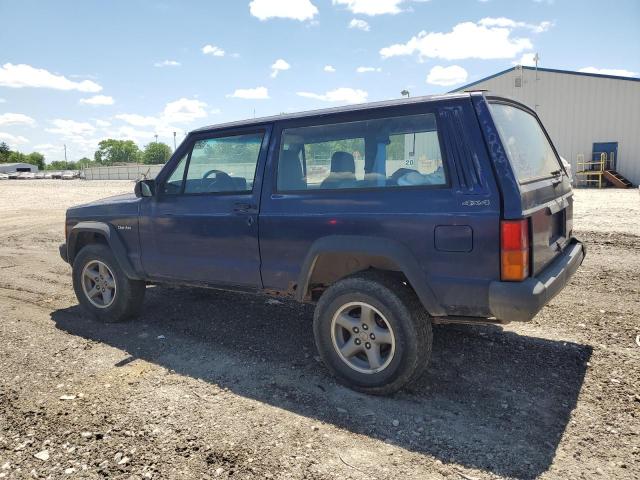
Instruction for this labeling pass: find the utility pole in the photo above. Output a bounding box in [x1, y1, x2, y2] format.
[64, 144, 67, 169]
[173, 131, 177, 151]
[534, 52, 540, 112]
[154, 134, 158, 143]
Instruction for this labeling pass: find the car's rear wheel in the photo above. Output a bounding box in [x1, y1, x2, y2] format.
[72, 244, 145, 323]
[313, 271, 432, 395]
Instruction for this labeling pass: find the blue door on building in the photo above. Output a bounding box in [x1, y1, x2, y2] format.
[592, 142, 618, 170]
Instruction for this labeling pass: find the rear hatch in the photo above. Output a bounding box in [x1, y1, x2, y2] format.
[488, 99, 573, 275]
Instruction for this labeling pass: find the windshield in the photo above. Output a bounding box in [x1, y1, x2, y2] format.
[490, 102, 562, 183]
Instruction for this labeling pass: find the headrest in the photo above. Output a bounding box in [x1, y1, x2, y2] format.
[331, 151, 355, 174]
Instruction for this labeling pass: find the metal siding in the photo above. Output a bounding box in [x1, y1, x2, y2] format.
[454, 69, 640, 185]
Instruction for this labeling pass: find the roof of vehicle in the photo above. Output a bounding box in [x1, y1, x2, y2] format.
[191, 91, 473, 134]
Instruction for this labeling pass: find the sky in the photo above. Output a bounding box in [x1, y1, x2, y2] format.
[0, 0, 638, 163]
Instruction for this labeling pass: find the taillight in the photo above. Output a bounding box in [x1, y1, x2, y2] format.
[501, 219, 529, 281]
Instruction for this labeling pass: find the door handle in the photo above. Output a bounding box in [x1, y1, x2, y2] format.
[233, 202, 256, 213]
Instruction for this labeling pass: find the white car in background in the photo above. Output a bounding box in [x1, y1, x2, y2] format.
[35, 172, 45, 179]
[0, 173, 8, 180]
[61, 170, 78, 180]
[44, 172, 53, 179]
[18, 172, 36, 179]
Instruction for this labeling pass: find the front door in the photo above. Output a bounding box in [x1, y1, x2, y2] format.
[139, 127, 271, 288]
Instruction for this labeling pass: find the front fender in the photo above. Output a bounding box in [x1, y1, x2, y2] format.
[296, 235, 446, 317]
[67, 221, 142, 280]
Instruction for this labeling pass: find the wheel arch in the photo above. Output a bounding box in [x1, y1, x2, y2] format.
[67, 221, 142, 280]
[295, 235, 445, 317]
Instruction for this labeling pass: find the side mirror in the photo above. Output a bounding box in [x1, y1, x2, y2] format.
[134, 179, 155, 198]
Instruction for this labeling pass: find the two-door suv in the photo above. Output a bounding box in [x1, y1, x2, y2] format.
[60, 92, 585, 394]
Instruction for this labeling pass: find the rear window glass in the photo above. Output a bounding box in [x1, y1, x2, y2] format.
[490, 103, 561, 183]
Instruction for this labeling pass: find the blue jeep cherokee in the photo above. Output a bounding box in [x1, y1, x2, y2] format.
[60, 92, 585, 394]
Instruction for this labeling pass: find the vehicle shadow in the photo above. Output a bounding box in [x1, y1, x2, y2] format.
[51, 285, 592, 480]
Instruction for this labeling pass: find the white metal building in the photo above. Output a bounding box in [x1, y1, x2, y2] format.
[0, 162, 38, 173]
[451, 66, 640, 186]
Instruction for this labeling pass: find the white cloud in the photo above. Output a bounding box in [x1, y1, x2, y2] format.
[46, 119, 96, 137]
[270, 59, 291, 78]
[249, 0, 318, 21]
[513, 52, 538, 66]
[79, 95, 114, 106]
[380, 18, 540, 60]
[0, 63, 102, 92]
[356, 66, 382, 73]
[578, 67, 639, 77]
[0, 98, 5, 103]
[0, 132, 29, 145]
[154, 60, 181, 67]
[163, 98, 208, 123]
[107, 126, 157, 143]
[95, 119, 111, 127]
[0, 113, 36, 127]
[333, 0, 406, 15]
[324, 65, 336, 72]
[115, 98, 207, 129]
[478, 17, 552, 33]
[349, 18, 370, 31]
[115, 114, 159, 127]
[210, 108, 222, 115]
[202, 44, 225, 57]
[227, 87, 270, 99]
[426, 65, 468, 86]
[34, 143, 62, 153]
[297, 87, 368, 104]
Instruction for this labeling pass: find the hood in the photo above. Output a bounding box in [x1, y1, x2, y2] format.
[74, 192, 139, 208]
[67, 192, 140, 219]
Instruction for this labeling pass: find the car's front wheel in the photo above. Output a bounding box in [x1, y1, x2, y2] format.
[313, 271, 432, 395]
[72, 244, 145, 322]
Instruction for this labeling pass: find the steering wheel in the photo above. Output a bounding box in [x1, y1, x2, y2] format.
[202, 169, 234, 192]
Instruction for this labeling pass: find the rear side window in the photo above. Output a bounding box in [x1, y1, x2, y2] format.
[277, 113, 446, 192]
[490, 103, 561, 183]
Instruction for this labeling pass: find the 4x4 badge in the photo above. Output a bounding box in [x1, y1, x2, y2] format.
[462, 200, 490, 206]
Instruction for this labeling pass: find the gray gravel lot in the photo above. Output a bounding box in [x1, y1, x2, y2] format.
[0, 180, 638, 479]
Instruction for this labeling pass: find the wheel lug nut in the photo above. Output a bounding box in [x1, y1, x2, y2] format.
[355, 339, 361, 345]
[370, 333, 375, 340]
[362, 324, 368, 330]
[365, 342, 371, 349]
[353, 327, 359, 333]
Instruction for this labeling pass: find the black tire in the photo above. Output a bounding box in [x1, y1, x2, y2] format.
[72, 244, 145, 323]
[313, 270, 432, 395]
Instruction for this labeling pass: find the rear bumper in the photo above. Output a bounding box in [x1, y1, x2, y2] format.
[59, 243, 68, 264]
[489, 238, 585, 322]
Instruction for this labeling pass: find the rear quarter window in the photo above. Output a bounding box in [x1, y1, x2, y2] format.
[490, 103, 561, 184]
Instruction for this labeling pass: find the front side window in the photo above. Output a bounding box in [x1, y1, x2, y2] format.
[490, 103, 561, 183]
[277, 113, 446, 192]
[163, 132, 264, 195]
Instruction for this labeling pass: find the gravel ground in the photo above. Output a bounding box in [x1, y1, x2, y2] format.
[0, 180, 638, 480]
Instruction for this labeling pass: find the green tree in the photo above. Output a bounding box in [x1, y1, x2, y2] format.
[26, 152, 45, 170]
[94, 139, 141, 165]
[76, 157, 94, 169]
[47, 160, 77, 170]
[0, 142, 10, 161]
[143, 142, 172, 165]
